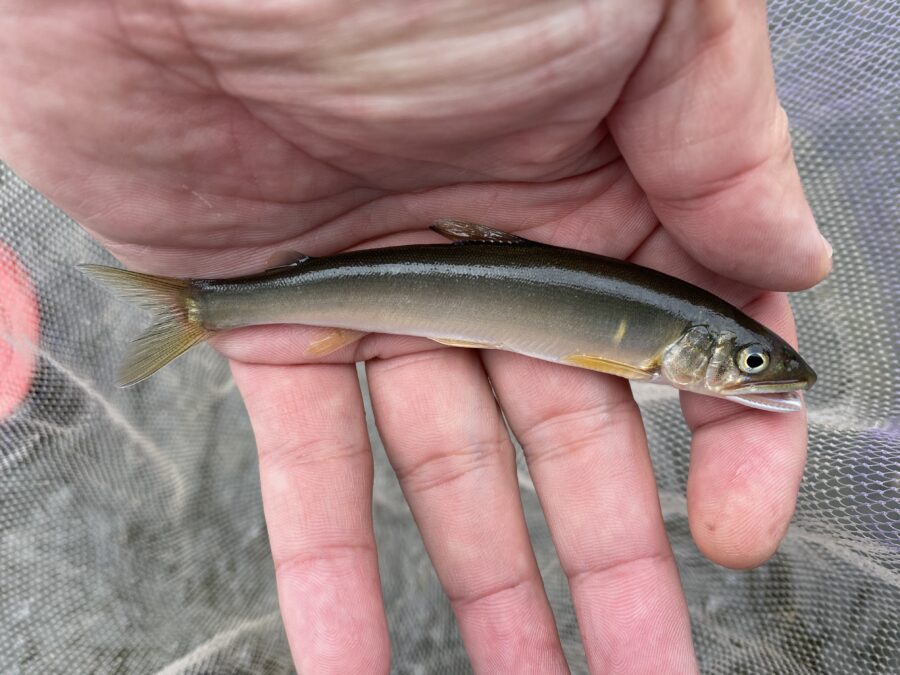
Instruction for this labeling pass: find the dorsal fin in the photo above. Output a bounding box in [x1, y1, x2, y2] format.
[430, 219, 528, 244]
[264, 249, 312, 272]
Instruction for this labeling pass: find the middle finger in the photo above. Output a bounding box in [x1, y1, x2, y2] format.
[367, 348, 569, 673]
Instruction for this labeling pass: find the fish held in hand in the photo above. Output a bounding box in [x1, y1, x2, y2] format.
[79, 219, 816, 411]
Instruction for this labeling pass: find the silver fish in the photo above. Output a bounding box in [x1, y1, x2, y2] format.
[80, 219, 816, 411]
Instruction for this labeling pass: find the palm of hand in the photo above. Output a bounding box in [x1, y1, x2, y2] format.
[1, 1, 830, 672]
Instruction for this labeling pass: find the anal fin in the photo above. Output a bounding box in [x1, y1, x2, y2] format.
[306, 328, 366, 357]
[432, 337, 502, 350]
[563, 354, 653, 380]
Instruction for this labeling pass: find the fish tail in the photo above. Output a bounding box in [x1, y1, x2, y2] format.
[78, 264, 209, 386]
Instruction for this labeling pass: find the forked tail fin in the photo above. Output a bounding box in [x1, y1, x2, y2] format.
[78, 264, 209, 386]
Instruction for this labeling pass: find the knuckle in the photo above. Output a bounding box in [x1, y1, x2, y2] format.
[273, 542, 377, 578]
[258, 435, 371, 468]
[567, 550, 674, 587]
[448, 574, 534, 610]
[518, 397, 641, 466]
[394, 436, 512, 494]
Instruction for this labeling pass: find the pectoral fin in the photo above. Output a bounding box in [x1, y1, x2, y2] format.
[430, 219, 528, 244]
[432, 337, 502, 350]
[563, 354, 654, 380]
[306, 328, 366, 357]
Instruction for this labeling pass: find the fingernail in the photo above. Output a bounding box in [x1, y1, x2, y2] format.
[821, 234, 833, 260]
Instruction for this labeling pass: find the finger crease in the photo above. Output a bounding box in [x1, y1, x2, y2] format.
[394, 438, 512, 494]
[518, 398, 639, 452]
[616, 12, 738, 108]
[448, 574, 536, 611]
[274, 542, 378, 577]
[657, 141, 788, 210]
[567, 551, 674, 587]
[258, 438, 370, 467]
[523, 424, 617, 469]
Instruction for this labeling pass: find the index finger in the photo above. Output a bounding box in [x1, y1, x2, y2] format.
[681, 292, 807, 567]
[630, 227, 807, 567]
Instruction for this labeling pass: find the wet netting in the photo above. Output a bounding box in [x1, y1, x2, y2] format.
[1, 2, 897, 673]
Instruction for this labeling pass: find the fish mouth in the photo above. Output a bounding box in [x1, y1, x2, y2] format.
[720, 379, 811, 413]
[725, 390, 802, 413]
[723, 378, 812, 395]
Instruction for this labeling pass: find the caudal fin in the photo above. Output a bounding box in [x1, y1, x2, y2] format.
[78, 264, 209, 386]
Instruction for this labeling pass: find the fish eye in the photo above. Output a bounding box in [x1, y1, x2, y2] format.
[737, 346, 769, 374]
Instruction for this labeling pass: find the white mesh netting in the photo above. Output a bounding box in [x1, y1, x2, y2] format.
[1, 1, 898, 673]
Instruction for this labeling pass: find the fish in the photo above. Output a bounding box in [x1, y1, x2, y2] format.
[79, 219, 816, 412]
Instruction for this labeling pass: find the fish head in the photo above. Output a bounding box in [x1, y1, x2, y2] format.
[660, 325, 816, 412]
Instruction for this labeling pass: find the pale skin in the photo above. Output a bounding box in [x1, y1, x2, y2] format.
[0, 1, 831, 672]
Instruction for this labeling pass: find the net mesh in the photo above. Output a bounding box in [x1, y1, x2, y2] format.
[1, 1, 898, 672]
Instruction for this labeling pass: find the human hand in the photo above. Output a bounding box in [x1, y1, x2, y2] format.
[0, 1, 831, 672]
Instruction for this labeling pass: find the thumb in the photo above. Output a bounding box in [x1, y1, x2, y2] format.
[609, 0, 831, 291]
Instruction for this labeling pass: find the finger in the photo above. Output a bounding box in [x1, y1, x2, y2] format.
[367, 350, 568, 673]
[231, 361, 390, 674]
[629, 228, 807, 567]
[482, 352, 697, 673]
[681, 292, 806, 568]
[610, 0, 831, 291]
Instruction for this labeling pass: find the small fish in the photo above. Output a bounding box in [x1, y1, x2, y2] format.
[80, 219, 816, 412]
